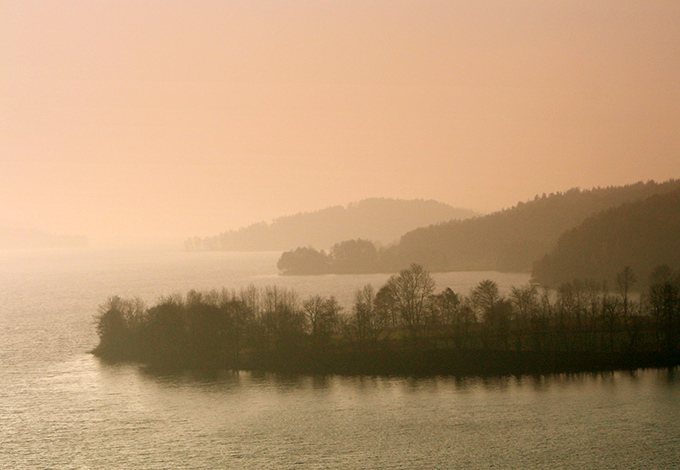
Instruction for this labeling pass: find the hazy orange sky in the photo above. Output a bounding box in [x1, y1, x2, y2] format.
[2, 1, 679, 245]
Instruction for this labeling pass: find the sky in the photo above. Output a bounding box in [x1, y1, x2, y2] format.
[2, 0, 679, 246]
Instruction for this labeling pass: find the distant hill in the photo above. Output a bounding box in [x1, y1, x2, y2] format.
[185, 198, 478, 251]
[0, 227, 88, 249]
[388, 179, 680, 273]
[277, 179, 680, 275]
[532, 188, 680, 287]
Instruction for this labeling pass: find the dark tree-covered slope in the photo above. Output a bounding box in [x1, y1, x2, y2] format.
[389, 179, 680, 273]
[532, 188, 680, 287]
[185, 198, 478, 251]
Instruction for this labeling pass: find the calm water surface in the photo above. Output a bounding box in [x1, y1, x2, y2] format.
[1, 248, 678, 469]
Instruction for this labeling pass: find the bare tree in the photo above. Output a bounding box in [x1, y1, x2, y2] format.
[388, 264, 436, 342]
[351, 284, 382, 345]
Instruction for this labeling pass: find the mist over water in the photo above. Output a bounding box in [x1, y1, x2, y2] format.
[5, 1, 680, 465]
[1, 248, 679, 468]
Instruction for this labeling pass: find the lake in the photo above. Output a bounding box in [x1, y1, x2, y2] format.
[1, 248, 678, 468]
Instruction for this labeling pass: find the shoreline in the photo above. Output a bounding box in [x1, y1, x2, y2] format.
[92, 348, 680, 379]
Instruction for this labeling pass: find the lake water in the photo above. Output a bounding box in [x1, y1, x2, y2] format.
[1, 248, 679, 468]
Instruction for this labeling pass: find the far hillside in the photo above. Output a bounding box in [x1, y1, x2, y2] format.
[0, 226, 87, 249]
[277, 179, 680, 275]
[185, 198, 478, 251]
[532, 188, 680, 288]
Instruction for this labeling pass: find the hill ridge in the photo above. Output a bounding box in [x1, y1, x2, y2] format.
[277, 179, 680, 275]
[186, 197, 478, 251]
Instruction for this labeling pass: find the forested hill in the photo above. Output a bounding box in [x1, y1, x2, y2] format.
[185, 198, 478, 251]
[532, 188, 680, 287]
[278, 180, 680, 275]
[392, 179, 680, 273]
[0, 226, 87, 249]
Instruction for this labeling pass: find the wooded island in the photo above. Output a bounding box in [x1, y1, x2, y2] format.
[93, 264, 680, 376]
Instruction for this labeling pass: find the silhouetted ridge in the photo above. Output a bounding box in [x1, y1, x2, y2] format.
[394, 180, 680, 273]
[185, 198, 478, 251]
[532, 188, 680, 287]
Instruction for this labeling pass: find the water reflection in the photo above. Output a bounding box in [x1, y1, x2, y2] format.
[662, 366, 677, 384]
[22, 355, 680, 469]
[118, 359, 680, 397]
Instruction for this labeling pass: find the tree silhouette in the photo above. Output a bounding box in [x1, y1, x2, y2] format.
[387, 264, 436, 342]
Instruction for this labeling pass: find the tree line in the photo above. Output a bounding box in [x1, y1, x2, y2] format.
[277, 238, 383, 274]
[94, 264, 680, 375]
